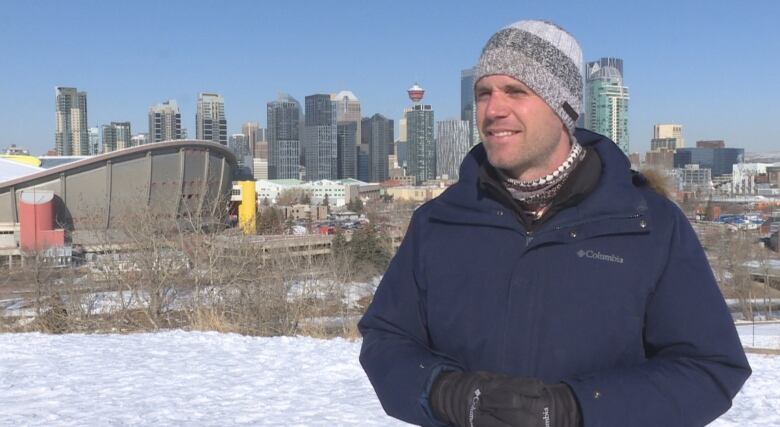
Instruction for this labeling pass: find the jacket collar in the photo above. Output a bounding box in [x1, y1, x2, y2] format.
[429, 128, 649, 233]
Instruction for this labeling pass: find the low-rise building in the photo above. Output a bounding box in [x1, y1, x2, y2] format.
[247, 178, 379, 207]
[280, 204, 329, 222]
[384, 185, 446, 202]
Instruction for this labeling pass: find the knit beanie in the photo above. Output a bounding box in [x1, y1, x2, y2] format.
[475, 20, 583, 134]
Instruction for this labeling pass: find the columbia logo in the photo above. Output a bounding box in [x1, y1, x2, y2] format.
[577, 249, 624, 264]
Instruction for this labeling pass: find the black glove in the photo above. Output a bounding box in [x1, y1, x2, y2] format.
[430, 371, 581, 427]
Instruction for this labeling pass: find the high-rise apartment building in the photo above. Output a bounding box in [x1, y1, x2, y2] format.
[362, 114, 394, 183]
[650, 123, 684, 151]
[196, 93, 227, 145]
[585, 58, 630, 153]
[55, 87, 89, 156]
[102, 122, 132, 153]
[148, 100, 182, 143]
[303, 94, 337, 181]
[267, 93, 301, 179]
[436, 119, 471, 180]
[460, 67, 479, 146]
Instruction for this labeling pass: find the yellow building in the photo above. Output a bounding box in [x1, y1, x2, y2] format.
[384, 185, 446, 202]
[238, 181, 257, 235]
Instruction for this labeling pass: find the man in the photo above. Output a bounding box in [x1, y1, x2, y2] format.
[359, 20, 750, 427]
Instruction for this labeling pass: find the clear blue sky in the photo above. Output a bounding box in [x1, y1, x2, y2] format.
[1, 0, 778, 155]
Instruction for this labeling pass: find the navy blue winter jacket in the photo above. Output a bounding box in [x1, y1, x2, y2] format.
[359, 129, 750, 426]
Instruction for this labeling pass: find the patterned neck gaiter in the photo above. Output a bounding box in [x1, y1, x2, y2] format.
[500, 140, 585, 219]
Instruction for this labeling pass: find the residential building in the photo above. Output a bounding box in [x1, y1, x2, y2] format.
[363, 114, 393, 182]
[585, 58, 630, 153]
[55, 87, 89, 156]
[148, 100, 182, 143]
[196, 92, 227, 145]
[267, 93, 301, 179]
[303, 94, 337, 180]
[102, 122, 132, 153]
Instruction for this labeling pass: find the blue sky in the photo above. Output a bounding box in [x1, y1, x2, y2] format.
[1, 0, 778, 155]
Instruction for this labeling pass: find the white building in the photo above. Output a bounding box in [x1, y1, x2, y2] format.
[732, 163, 770, 195]
[246, 178, 379, 207]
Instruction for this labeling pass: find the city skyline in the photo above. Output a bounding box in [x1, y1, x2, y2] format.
[1, 0, 777, 155]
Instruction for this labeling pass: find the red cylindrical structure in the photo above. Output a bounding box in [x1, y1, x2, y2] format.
[19, 190, 64, 251]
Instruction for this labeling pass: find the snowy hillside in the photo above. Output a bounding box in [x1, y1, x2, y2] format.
[0, 329, 778, 426]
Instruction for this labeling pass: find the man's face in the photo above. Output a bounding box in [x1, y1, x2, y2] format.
[475, 75, 569, 181]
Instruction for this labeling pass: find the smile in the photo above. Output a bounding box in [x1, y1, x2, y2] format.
[487, 130, 520, 137]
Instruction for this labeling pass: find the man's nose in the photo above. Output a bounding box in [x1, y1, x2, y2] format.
[484, 93, 509, 118]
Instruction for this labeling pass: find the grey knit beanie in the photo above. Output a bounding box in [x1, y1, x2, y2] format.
[475, 20, 583, 134]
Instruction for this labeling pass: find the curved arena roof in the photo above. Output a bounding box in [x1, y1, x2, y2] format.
[0, 140, 237, 246]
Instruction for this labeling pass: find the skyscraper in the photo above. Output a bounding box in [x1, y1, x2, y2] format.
[436, 119, 470, 180]
[304, 94, 337, 181]
[460, 67, 479, 146]
[102, 122, 132, 153]
[148, 100, 182, 143]
[331, 91, 361, 142]
[267, 93, 301, 179]
[585, 57, 630, 153]
[332, 91, 361, 180]
[55, 87, 89, 156]
[229, 133, 251, 159]
[362, 114, 394, 183]
[241, 121, 264, 158]
[196, 92, 227, 145]
[337, 122, 358, 179]
[406, 84, 435, 184]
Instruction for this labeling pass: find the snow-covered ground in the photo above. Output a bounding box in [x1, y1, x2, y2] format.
[738, 322, 780, 349]
[0, 329, 778, 426]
